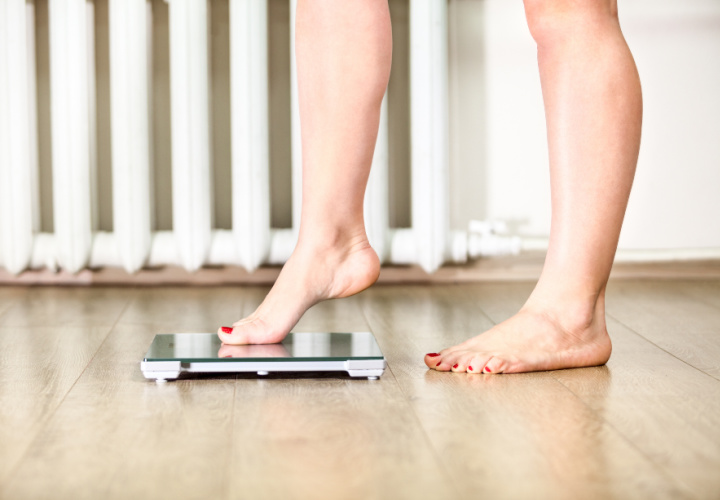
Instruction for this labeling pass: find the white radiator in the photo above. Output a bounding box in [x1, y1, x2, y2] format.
[0, 0, 519, 277]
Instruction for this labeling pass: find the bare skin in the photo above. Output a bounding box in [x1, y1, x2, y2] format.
[219, 0, 643, 377]
[427, 0, 642, 374]
[218, 0, 390, 345]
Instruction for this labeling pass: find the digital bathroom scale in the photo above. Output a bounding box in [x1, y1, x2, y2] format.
[140, 332, 386, 382]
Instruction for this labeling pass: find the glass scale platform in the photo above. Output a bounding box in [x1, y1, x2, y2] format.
[141, 332, 386, 382]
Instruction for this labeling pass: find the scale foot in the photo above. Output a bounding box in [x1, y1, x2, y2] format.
[347, 369, 384, 379]
[257, 371, 269, 376]
[144, 370, 181, 382]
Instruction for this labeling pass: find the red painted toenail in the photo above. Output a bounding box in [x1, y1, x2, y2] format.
[453, 364, 458, 369]
[436, 362, 442, 367]
[427, 353, 440, 357]
[221, 326, 233, 334]
[485, 367, 492, 373]
[468, 366, 474, 371]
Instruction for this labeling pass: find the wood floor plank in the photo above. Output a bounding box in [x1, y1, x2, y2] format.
[361, 284, 689, 499]
[356, 285, 495, 385]
[1, 290, 238, 500]
[606, 280, 720, 380]
[0, 286, 30, 320]
[0, 288, 131, 482]
[2, 281, 719, 499]
[670, 280, 720, 312]
[227, 372, 457, 500]
[554, 317, 720, 498]
[0, 286, 134, 328]
[0, 324, 112, 482]
[117, 286, 245, 329]
[452, 281, 720, 498]
[226, 294, 458, 499]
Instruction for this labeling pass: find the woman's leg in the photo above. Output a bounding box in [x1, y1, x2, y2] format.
[427, 0, 642, 373]
[218, 0, 392, 344]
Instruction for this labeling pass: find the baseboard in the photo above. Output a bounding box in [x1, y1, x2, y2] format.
[1, 251, 720, 286]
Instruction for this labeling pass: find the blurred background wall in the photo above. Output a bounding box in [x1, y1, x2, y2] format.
[30, 0, 720, 260]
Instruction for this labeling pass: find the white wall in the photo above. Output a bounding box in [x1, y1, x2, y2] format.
[475, 0, 720, 255]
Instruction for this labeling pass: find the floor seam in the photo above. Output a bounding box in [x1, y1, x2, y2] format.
[225, 380, 238, 500]
[674, 280, 720, 313]
[0, 292, 135, 486]
[548, 374, 700, 499]
[357, 294, 465, 498]
[606, 310, 720, 384]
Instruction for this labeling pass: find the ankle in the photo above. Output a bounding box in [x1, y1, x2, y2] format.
[296, 223, 370, 255]
[524, 287, 603, 334]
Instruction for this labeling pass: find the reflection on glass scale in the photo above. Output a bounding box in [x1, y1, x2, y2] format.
[141, 332, 386, 383]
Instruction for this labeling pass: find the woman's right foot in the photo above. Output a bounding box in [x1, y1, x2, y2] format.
[218, 235, 380, 345]
[424, 290, 612, 374]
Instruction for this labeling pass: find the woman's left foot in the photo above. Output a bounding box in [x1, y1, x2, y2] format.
[424, 298, 612, 374]
[218, 234, 380, 346]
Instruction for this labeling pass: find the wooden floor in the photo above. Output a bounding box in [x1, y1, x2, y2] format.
[1, 278, 719, 499]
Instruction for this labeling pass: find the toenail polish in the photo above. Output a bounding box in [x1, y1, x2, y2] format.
[427, 353, 440, 357]
[221, 326, 233, 334]
[453, 364, 458, 369]
[468, 366, 474, 371]
[485, 367, 492, 373]
[436, 362, 442, 367]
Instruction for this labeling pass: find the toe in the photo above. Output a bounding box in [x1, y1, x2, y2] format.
[218, 321, 255, 345]
[427, 349, 461, 371]
[217, 326, 237, 343]
[424, 345, 468, 370]
[451, 359, 468, 372]
[466, 353, 494, 374]
[482, 356, 506, 374]
[442, 350, 467, 372]
[432, 354, 452, 371]
[218, 325, 245, 345]
[232, 316, 255, 327]
[424, 352, 442, 368]
[223, 317, 287, 345]
[452, 351, 476, 372]
[432, 358, 447, 370]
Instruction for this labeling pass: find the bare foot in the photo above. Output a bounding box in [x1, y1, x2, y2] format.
[424, 295, 612, 374]
[218, 236, 380, 345]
